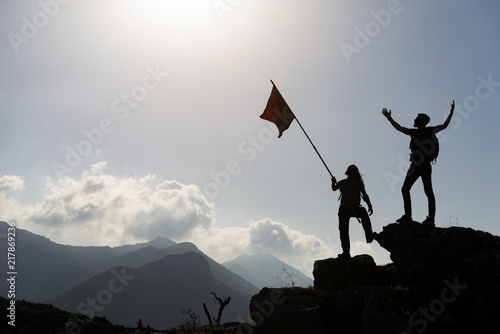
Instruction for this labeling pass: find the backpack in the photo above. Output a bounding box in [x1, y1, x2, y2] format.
[409, 127, 439, 164]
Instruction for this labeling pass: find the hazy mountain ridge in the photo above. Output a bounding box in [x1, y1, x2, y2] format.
[2, 222, 311, 303]
[0, 221, 313, 328]
[93, 241, 258, 295]
[49, 251, 251, 329]
[0, 222, 260, 328]
[94, 242, 196, 272]
[223, 253, 314, 289]
[0, 221, 180, 301]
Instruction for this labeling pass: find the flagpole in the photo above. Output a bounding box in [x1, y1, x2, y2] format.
[270, 80, 334, 179]
[270, 80, 363, 225]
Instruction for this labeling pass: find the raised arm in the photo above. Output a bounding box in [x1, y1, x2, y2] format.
[382, 108, 410, 135]
[434, 100, 455, 133]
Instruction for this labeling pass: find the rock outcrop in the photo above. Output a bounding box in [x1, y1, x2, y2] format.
[375, 221, 500, 287]
[313, 254, 392, 290]
[246, 222, 500, 334]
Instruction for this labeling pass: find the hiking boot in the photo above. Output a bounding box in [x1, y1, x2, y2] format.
[422, 216, 435, 228]
[366, 232, 375, 243]
[396, 215, 412, 224]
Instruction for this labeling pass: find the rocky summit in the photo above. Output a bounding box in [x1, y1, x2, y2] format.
[247, 222, 500, 334]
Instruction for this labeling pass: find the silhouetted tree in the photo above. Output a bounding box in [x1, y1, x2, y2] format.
[203, 292, 231, 325]
[203, 302, 213, 325]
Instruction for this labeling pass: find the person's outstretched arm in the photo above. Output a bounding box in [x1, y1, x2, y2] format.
[434, 100, 455, 133]
[382, 108, 411, 135]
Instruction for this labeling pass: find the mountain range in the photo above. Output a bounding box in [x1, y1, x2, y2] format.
[0, 221, 312, 329]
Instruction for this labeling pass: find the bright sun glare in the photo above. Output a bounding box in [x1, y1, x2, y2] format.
[120, 0, 212, 25]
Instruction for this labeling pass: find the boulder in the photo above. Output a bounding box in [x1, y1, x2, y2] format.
[375, 222, 500, 287]
[313, 254, 392, 290]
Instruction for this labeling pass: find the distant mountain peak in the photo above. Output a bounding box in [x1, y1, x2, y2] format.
[146, 236, 176, 249]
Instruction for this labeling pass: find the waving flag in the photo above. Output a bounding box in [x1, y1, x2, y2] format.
[260, 83, 295, 138]
[259, 81, 360, 224]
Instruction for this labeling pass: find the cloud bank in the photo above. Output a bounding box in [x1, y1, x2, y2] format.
[1, 162, 214, 246]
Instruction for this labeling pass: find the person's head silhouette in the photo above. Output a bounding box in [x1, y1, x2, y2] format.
[413, 113, 430, 129]
[345, 164, 360, 179]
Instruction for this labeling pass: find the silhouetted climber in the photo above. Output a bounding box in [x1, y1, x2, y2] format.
[332, 165, 374, 259]
[381, 100, 455, 227]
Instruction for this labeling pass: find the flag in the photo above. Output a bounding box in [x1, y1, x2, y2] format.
[260, 83, 295, 138]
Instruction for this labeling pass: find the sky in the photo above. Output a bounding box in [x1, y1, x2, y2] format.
[1, 0, 499, 277]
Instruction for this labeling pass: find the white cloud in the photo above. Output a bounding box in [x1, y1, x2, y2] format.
[185, 217, 341, 277]
[185, 217, 380, 276]
[0, 162, 214, 246]
[0, 175, 26, 222]
[0, 175, 24, 193]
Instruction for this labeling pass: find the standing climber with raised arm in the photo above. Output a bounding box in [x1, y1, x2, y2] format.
[332, 165, 374, 259]
[381, 100, 455, 227]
